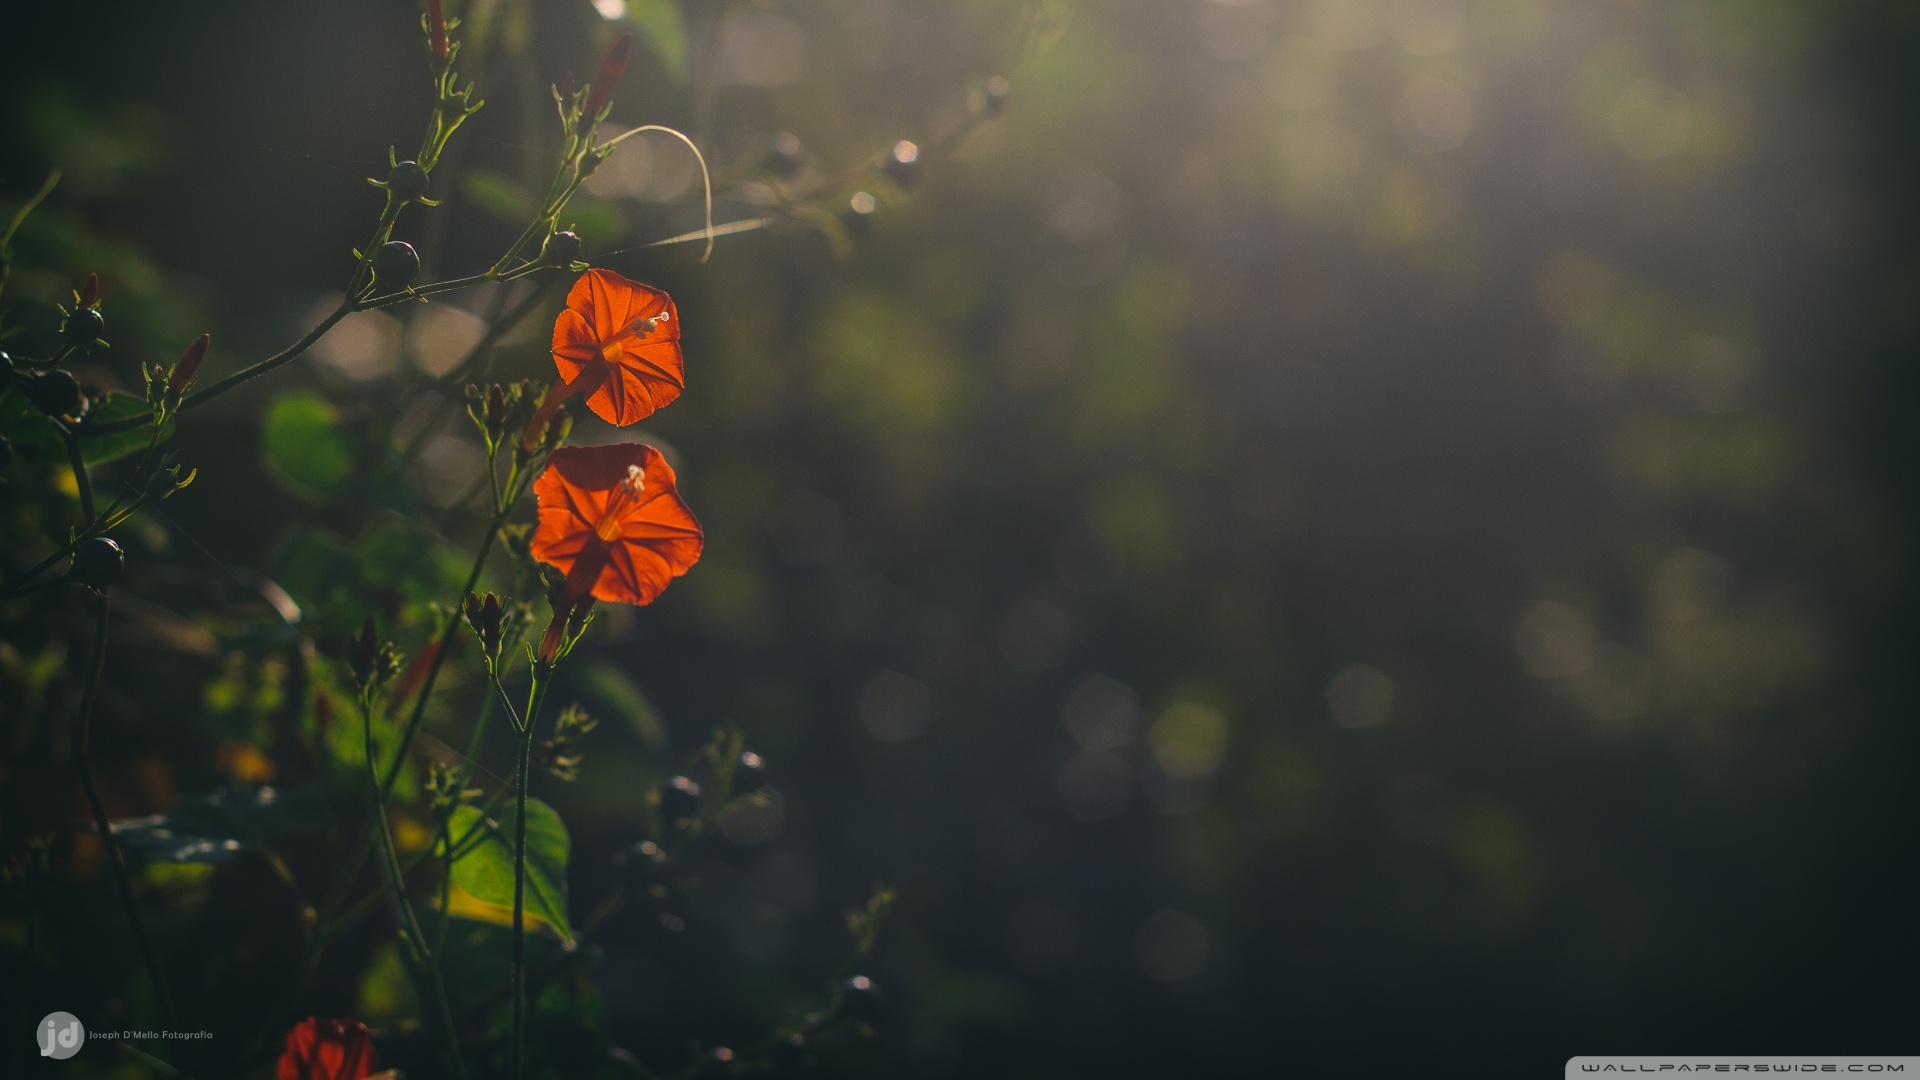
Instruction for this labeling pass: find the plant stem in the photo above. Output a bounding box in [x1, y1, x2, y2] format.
[55, 420, 95, 525]
[71, 591, 177, 1024]
[511, 672, 549, 1080]
[362, 693, 469, 1080]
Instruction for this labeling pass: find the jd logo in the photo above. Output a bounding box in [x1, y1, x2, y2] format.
[38, 1012, 85, 1060]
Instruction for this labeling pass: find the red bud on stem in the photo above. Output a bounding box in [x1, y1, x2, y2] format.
[169, 333, 209, 396]
[583, 33, 633, 120]
[425, 0, 448, 60]
[79, 273, 99, 310]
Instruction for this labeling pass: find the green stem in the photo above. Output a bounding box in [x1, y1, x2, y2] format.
[511, 673, 549, 1080]
[55, 420, 94, 525]
[72, 592, 177, 1024]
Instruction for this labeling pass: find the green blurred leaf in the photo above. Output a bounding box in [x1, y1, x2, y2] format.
[261, 390, 352, 502]
[447, 797, 573, 946]
[570, 656, 668, 752]
[78, 391, 154, 465]
[461, 168, 531, 225]
[109, 785, 334, 863]
[0, 386, 64, 463]
[626, 1, 689, 83]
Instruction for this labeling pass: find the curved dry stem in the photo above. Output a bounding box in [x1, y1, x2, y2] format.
[599, 125, 715, 262]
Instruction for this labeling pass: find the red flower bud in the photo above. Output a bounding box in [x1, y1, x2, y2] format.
[277, 1016, 376, 1080]
[583, 33, 633, 120]
[486, 383, 507, 427]
[79, 273, 99, 310]
[169, 333, 209, 396]
[425, 0, 448, 60]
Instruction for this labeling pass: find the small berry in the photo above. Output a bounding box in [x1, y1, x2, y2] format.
[881, 141, 921, 188]
[64, 306, 104, 348]
[28, 370, 82, 417]
[387, 160, 430, 202]
[658, 775, 701, 823]
[982, 75, 1010, 117]
[842, 191, 876, 236]
[840, 975, 881, 1024]
[372, 241, 421, 291]
[734, 751, 769, 795]
[767, 133, 806, 179]
[541, 231, 582, 267]
[69, 538, 124, 589]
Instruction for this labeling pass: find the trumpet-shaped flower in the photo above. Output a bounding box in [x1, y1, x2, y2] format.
[530, 442, 702, 661]
[277, 1016, 377, 1080]
[523, 269, 684, 448]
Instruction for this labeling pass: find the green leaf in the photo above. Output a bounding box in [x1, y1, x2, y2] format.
[460, 168, 531, 225]
[626, 0, 689, 83]
[261, 390, 353, 502]
[79, 391, 155, 465]
[109, 785, 334, 863]
[0, 386, 64, 463]
[446, 797, 574, 946]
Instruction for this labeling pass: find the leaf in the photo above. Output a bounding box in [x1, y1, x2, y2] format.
[109, 785, 334, 863]
[626, 0, 689, 83]
[78, 391, 156, 465]
[446, 798, 574, 946]
[261, 390, 353, 502]
[460, 168, 531, 225]
[0, 386, 64, 463]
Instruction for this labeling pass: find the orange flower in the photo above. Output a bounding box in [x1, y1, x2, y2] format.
[530, 443, 702, 662]
[277, 1016, 375, 1080]
[522, 269, 684, 449]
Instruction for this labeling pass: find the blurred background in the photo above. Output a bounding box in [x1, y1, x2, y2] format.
[3, 0, 1919, 1075]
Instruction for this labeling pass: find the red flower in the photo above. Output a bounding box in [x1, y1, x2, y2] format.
[522, 269, 684, 448]
[277, 1016, 376, 1080]
[530, 443, 702, 662]
[584, 32, 634, 119]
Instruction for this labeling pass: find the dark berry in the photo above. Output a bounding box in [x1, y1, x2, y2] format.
[982, 75, 1010, 117]
[734, 751, 769, 795]
[372, 241, 421, 291]
[387, 160, 430, 202]
[0, 435, 12, 471]
[880, 141, 921, 188]
[842, 192, 876, 236]
[28, 370, 82, 417]
[767, 133, 806, 179]
[840, 975, 881, 1024]
[615, 839, 664, 879]
[541, 231, 582, 267]
[0, 350, 14, 384]
[69, 537, 124, 589]
[658, 775, 701, 823]
[64, 306, 104, 347]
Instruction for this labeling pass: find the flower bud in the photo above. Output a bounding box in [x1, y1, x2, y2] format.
[69, 537, 124, 590]
[387, 160, 430, 202]
[486, 383, 508, 429]
[425, 0, 448, 60]
[64, 306, 104, 348]
[658, 775, 701, 824]
[78, 273, 99, 310]
[842, 191, 877, 236]
[881, 141, 921, 188]
[767, 133, 806, 179]
[463, 591, 504, 661]
[169, 333, 210, 397]
[583, 32, 633, 120]
[540, 231, 582, 267]
[372, 241, 421, 292]
[29, 370, 82, 418]
[349, 616, 380, 681]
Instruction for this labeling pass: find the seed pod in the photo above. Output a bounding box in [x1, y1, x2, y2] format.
[658, 775, 701, 823]
[842, 191, 877, 236]
[388, 160, 430, 202]
[69, 537, 124, 589]
[767, 133, 806, 179]
[881, 141, 921, 188]
[372, 241, 421, 291]
[541, 230, 582, 267]
[734, 750, 770, 795]
[64, 306, 104, 348]
[840, 975, 881, 1024]
[29, 370, 82, 418]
